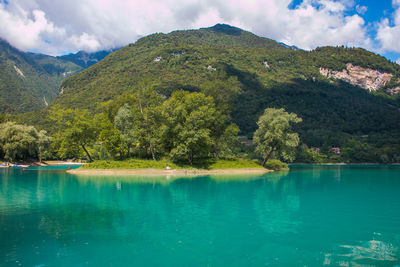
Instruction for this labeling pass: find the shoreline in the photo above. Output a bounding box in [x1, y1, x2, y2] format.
[67, 168, 272, 176]
[290, 163, 400, 165]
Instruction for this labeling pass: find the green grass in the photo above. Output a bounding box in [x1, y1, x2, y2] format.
[206, 158, 263, 169]
[82, 158, 264, 170]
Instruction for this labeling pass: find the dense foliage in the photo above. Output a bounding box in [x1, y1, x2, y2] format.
[0, 40, 114, 113]
[0, 122, 50, 162]
[0, 39, 82, 113]
[7, 24, 400, 163]
[82, 158, 262, 170]
[254, 108, 302, 166]
[264, 159, 289, 171]
[44, 87, 243, 165]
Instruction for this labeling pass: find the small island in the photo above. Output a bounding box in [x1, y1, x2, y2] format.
[1, 89, 298, 174]
[66, 158, 274, 176]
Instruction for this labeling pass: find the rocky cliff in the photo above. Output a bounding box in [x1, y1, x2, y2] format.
[319, 63, 393, 92]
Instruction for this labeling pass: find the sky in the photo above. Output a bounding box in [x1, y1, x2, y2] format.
[0, 0, 400, 63]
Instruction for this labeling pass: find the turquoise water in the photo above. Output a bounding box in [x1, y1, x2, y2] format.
[1, 165, 400, 266]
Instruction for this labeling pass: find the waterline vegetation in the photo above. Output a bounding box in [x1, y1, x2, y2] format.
[1, 84, 297, 171]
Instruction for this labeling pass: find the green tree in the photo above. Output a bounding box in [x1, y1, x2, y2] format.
[130, 85, 164, 160]
[114, 104, 136, 157]
[161, 91, 217, 165]
[95, 113, 124, 159]
[254, 108, 302, 166]
[212, 123, 240, 158]
[0, 122, 39, 162]
[0, 114, 9, 123]
[37, 130, 51, 162]
[201, 77, 241, 158]
[50, 107, 98, 162]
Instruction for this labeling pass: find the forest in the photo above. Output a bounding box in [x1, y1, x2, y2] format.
[2, 24, 400, 164]
[0, 86, 301, 170]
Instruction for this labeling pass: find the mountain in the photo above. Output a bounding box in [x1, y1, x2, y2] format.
[58, 49, 118, 68]
[0, 39, 116, 114]
[17, 24, 400, 161]
[0, 39, 83, 113]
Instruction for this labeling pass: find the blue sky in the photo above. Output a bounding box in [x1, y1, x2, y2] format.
[0, 0, 399, 63]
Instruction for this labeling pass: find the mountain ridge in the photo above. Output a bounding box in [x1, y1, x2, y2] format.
[8, 24, 400, 162]
[0, 39, 115, 113]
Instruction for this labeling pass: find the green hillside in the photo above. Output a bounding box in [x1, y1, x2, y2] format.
[0, 39, 82, 113]
[55, 24, 400, 127]
[16, 24, 400, 162]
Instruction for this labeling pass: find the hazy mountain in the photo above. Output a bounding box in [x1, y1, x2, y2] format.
[58, 49, 117, 68]
[0, 39, 82, 113]
[0, 39, 117, 113]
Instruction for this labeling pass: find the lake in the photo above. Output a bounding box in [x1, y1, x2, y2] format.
[1, 165, 400, 266]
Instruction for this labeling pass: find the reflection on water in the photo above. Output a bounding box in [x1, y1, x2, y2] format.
[1, 165, 400, 266]
[341, 239, 397, 261]
[324, 237, 398, 266]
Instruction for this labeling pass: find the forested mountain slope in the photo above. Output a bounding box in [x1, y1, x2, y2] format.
[16, 24, 400, 161]
[0, 39, 82, 113]
[55, 24, 400, 133]
[0, 40, 116, 113]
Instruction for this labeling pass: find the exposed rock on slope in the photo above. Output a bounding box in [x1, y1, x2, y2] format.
[319, 63, 393, 91]
[388, 86, 400, 95]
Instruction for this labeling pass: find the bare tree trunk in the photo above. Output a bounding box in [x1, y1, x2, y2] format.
[139, 99, 157, 161]
[213, 143, 219, 159]
[188, 151, 193, 165]
[149, 142, 156, 161]
[262, 147, 275, 167]
[81, 144, 93, 162]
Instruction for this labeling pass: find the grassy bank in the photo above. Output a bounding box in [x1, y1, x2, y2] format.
[81, 158, 265, 170]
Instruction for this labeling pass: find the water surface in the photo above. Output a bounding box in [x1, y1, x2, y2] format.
[1, 165, 400, 266]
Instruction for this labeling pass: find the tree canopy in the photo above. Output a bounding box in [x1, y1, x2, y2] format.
[254, 108, 302, 166]
[0, 122, 50, 162]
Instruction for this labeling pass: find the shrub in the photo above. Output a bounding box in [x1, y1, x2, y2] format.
[264, 159, 289, 171]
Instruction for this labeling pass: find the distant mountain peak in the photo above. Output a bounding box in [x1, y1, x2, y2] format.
[278, 42, 301, 50]
[57, 48, 118, 68]
[206, 24, 244, 35]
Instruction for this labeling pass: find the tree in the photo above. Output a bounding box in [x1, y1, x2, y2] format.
[112, 84, 164, 160]
[161, 91, 217, 165]
[0, 114, 9, 123]
[0, 122, 39, 162]
[201, 77, 241, 159]
[130, 84, 163, 160]
[37, 130, 51, 162]
[95, 113, 124, 159]
[50, 107, 98, 162]
[253, 108, 302, 166]
[212, 123, 240, 158]
[114, 104, 136, 157]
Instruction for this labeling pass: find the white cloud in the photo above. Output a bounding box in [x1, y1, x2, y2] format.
[0, 0, 380, 55]
[0, 3, 65, 54]
[356, 5, 368, 15]
[376, 2, 400, 53]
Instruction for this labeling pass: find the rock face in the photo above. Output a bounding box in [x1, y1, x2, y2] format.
[319, 63, 393, 91]
[13, 65, 25, 77]
[388, 86, 400, 95]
